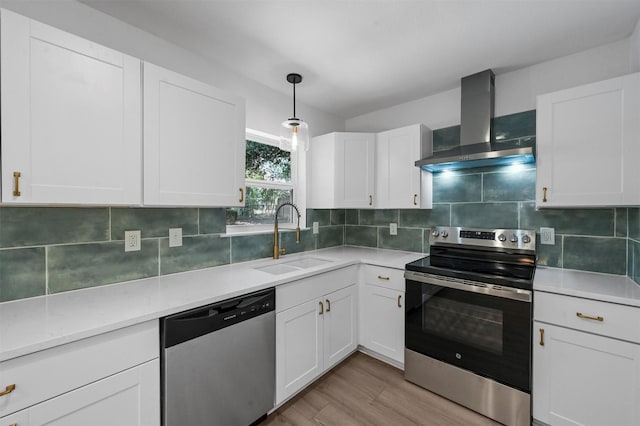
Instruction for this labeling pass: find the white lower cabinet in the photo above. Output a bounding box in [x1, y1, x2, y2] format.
[0, 321, 159, 426]
[1, 360, 159, 426]
[359, 265, 405, 365]
[275, 267, 358, 404]
[533, 292, 640, 426]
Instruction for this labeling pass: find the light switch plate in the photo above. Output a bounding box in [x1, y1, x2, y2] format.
[124, 230, 141, 252]
[313, 222, 319, 234]
[390, 223, 398, 235]
[169, 228, 183, 247]
[540, 227, 555, 245]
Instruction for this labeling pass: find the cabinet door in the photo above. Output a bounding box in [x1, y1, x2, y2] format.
[276, 299, 323, 404]
[143, 62, 245, 206]
[323, 285, 358, 369]
[376, 125, 428, 209]
[0, 9, 141, 205]
[533, 322, 640, 426]
[27, 359, 159, 426]
[0, 410, 29, 426]
[362, 285, 405, 364]
[536, 73, 640, 207]
[335, 133, 376, 208]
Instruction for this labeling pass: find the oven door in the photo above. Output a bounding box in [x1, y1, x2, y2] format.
[405, 271, 532, 393]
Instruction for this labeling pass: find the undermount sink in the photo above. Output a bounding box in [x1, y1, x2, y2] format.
[281, 257, 332, 269]
[254, 264, 301, 275]
[255, 257, 333, 275]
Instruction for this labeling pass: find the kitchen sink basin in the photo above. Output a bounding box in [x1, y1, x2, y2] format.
[254, 264, 301, 275]
[254, 257, 333, 275]
[281, 257, 332, 269]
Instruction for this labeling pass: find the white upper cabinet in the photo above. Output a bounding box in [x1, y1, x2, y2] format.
[308, 132, 376, 209]
[375, 124, 432, 209]
[0, 9, 142, 205]
[536, 73, 640, 207]
[143, 62, 246, 206]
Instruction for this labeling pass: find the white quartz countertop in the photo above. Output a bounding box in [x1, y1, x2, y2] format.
[0, 246, 423, 362]
[534, 267, 640, 308]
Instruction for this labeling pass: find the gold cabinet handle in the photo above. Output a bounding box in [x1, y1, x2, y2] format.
[13, 172, 21, 196]
[377, 275, 390, 281]
[397, 294, 402, 308]
[576, 312, 604, 322]
[319, 301, 324, 315]
[326, 299, 331, 312]
[542, 187, 548, 203]
[0, 384, 16, 397]
[413, 194, 418, 206]
[239, 188, 244, 203]
[539, 328, 545, 346]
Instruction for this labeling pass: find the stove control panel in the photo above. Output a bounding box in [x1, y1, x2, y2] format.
[430, 226, 536, 252]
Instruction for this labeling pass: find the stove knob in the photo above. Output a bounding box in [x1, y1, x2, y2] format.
[522, 234, 531, 244]
[510, 234, 518, 243]
[498, 234, 506, 242]
[432, 230, 440, 237]
[441, 230, 449, 238]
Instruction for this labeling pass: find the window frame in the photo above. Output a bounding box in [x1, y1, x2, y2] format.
[225, 129, 306, 235]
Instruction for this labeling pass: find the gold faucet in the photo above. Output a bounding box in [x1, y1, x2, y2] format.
[273, 202, 301, 259]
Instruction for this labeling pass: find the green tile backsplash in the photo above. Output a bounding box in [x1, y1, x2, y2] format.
[1, 110, 638, 303]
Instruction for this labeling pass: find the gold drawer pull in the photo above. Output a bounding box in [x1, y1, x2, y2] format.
[239, 188, 244, 203]
[377, 275, 390, 281]
[397, 295, 402, 308]
[0, 384, 16, 397]
[13, 172, 21, 196]
[539, 328, 545, 346]
[576, 312, 604, 322]
[413, 194, 418, 206]
[542, 186, 548, 203]
[326, 299, 331, 312]
[319, 301, 324, 315]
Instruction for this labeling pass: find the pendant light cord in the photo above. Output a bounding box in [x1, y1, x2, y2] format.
[292, 81, 296, 118]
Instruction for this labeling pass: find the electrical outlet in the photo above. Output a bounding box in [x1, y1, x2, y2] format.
[169, 228, 183, 247]
[124, 230, 141, 252]
[313, 222, 319, 234]
[390, 223, 398, 235]
[540, 227, 555, 245]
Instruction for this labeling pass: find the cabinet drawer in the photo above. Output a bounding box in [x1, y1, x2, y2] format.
[535, 292, 640, 343]
[277, 266, 358, 312]
[362, 265, 404, 292]
[0, 320, 158, 417]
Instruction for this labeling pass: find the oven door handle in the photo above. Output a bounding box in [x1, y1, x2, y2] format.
[404, 270, 532, 302]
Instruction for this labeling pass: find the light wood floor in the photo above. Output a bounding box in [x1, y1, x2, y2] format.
[260, 352, 501, 426]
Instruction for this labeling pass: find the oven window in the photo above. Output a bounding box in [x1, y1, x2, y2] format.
[406, 280, 531, 392]
[422, 295, 503, 355]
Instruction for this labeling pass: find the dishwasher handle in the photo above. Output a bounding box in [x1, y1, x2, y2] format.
[161, 287, 275, 349]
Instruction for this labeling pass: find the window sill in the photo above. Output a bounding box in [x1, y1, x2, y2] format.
[221, 224, 308, 238]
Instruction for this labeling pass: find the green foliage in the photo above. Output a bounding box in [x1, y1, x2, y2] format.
[245, 140, 291, 182]
[227, 140, 293, 225]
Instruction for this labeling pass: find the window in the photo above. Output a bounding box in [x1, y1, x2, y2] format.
[226, 130, 304, 233]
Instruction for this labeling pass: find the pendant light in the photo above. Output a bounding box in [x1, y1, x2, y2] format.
[280, 73, 309, 152]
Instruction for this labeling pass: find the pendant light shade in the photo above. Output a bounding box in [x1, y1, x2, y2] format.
[280, 73, 310, 152]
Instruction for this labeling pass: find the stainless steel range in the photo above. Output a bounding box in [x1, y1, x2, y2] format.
[404, 226, 536, 426]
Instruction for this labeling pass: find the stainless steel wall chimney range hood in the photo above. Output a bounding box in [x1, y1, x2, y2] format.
[415, 70, 535, 172]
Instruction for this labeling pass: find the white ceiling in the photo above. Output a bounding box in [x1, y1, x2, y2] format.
[80, 0, 640, 119]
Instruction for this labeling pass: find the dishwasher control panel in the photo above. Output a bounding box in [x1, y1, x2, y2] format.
[161, 287, 275, 348]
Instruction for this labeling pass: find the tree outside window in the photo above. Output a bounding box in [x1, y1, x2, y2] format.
[227, 139, 295, 226]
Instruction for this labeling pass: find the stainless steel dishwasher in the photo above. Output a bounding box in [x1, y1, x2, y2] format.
[161, 288, 275, 426]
